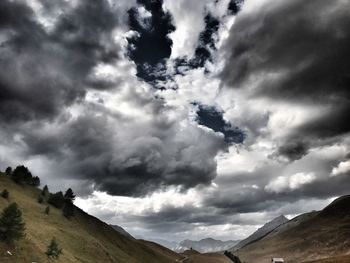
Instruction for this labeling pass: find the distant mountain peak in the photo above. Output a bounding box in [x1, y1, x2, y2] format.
[175, 238, 240, 253]
[267, 215, 288, 225]
[273, 215, 288, 221]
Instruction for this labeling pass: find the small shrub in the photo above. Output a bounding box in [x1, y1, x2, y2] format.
[45, 206, 50, 215]
[37, 195, 44, 204]
[46, 237, 62, 259]
[1, 189, 9, 199]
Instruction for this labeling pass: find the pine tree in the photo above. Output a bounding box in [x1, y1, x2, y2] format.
[64, 188, 76, 203]
[46, 237, 62, 259]
[63, 188, 75, 219]
[0, 203, 25, 243]
[30, 176, 40, 187]
[5, 167, 12, 176]
[45, 206, 50, 215]
[41, 185, 49, 197]
[63, 202, 74, 219]
[12, 165, 32, 185]
[48, 192, 65, 209]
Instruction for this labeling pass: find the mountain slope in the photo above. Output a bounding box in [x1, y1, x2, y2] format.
[147, 238, 178, 251]
[177, 238, 239, 253]
[0, 173, 179, 263]
[235, 196, 350, 263]
[138, 239, 183, 261]
[111, 224, 135, 239]
[233, 215, 288, 250]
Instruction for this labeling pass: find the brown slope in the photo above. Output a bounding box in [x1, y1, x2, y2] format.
[0, 172, 179, 263]
[182, 251, 233, 263]
[235, 195, 350, 263]
[138, 239, 183, 261]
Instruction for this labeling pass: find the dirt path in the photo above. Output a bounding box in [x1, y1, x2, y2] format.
[176, 255, 189, 262]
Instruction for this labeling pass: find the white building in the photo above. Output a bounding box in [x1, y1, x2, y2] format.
[272, 258, 284, 263]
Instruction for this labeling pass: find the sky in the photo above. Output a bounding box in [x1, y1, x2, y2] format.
[0, 0, 350, 242]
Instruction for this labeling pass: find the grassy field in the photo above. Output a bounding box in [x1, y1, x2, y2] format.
[0, 172, 179, 263]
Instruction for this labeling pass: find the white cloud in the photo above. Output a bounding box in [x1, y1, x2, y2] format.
[135, 5, 153, 30]
[76, 187, 202, 217]
[164, 0, 233, 59]
[265, 172, 316, 193]
[216, 145, 269, 176]
[331, 160, 350, 177]
[163, 0, 208, 58]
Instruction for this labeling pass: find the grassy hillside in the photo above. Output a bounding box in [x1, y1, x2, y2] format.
[303, 255, 350, 263]
[180, 250, 232, 263]
[138, 239, 183, 261]
[0, 172, 179, 263]
[235, 196, 350, 263]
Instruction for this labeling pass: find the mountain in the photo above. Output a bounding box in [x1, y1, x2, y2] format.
[111, 224, 134, 239]
[145, 237, 239, 253]
[232, 215, 288, 250]
[233, 195, 350, 263]
[0, 172, 179, 263]
[176, 238, 240, 253]
[148, 238, 178, 251]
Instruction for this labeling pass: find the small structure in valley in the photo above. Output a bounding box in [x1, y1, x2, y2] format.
[272, 258, 284, 263]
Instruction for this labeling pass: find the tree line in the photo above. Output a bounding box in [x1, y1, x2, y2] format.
[5, 165, 40, 186]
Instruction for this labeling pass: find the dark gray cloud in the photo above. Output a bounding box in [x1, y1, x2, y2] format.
[129, 205, 264, 231]
[0, 0, 121, 123]
[203, 154, 349, 216]
[228, 0, 243, 15]
[18, 109, 225, 196]
[273, 141, 309, 162]
[221, 0, 350, 153]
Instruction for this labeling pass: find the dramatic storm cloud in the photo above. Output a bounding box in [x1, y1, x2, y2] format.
[0, 0, 123, 122]
[221, 0, 350, 150]
[1, 0, 350, 242]
[0, 0, 227, 197]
